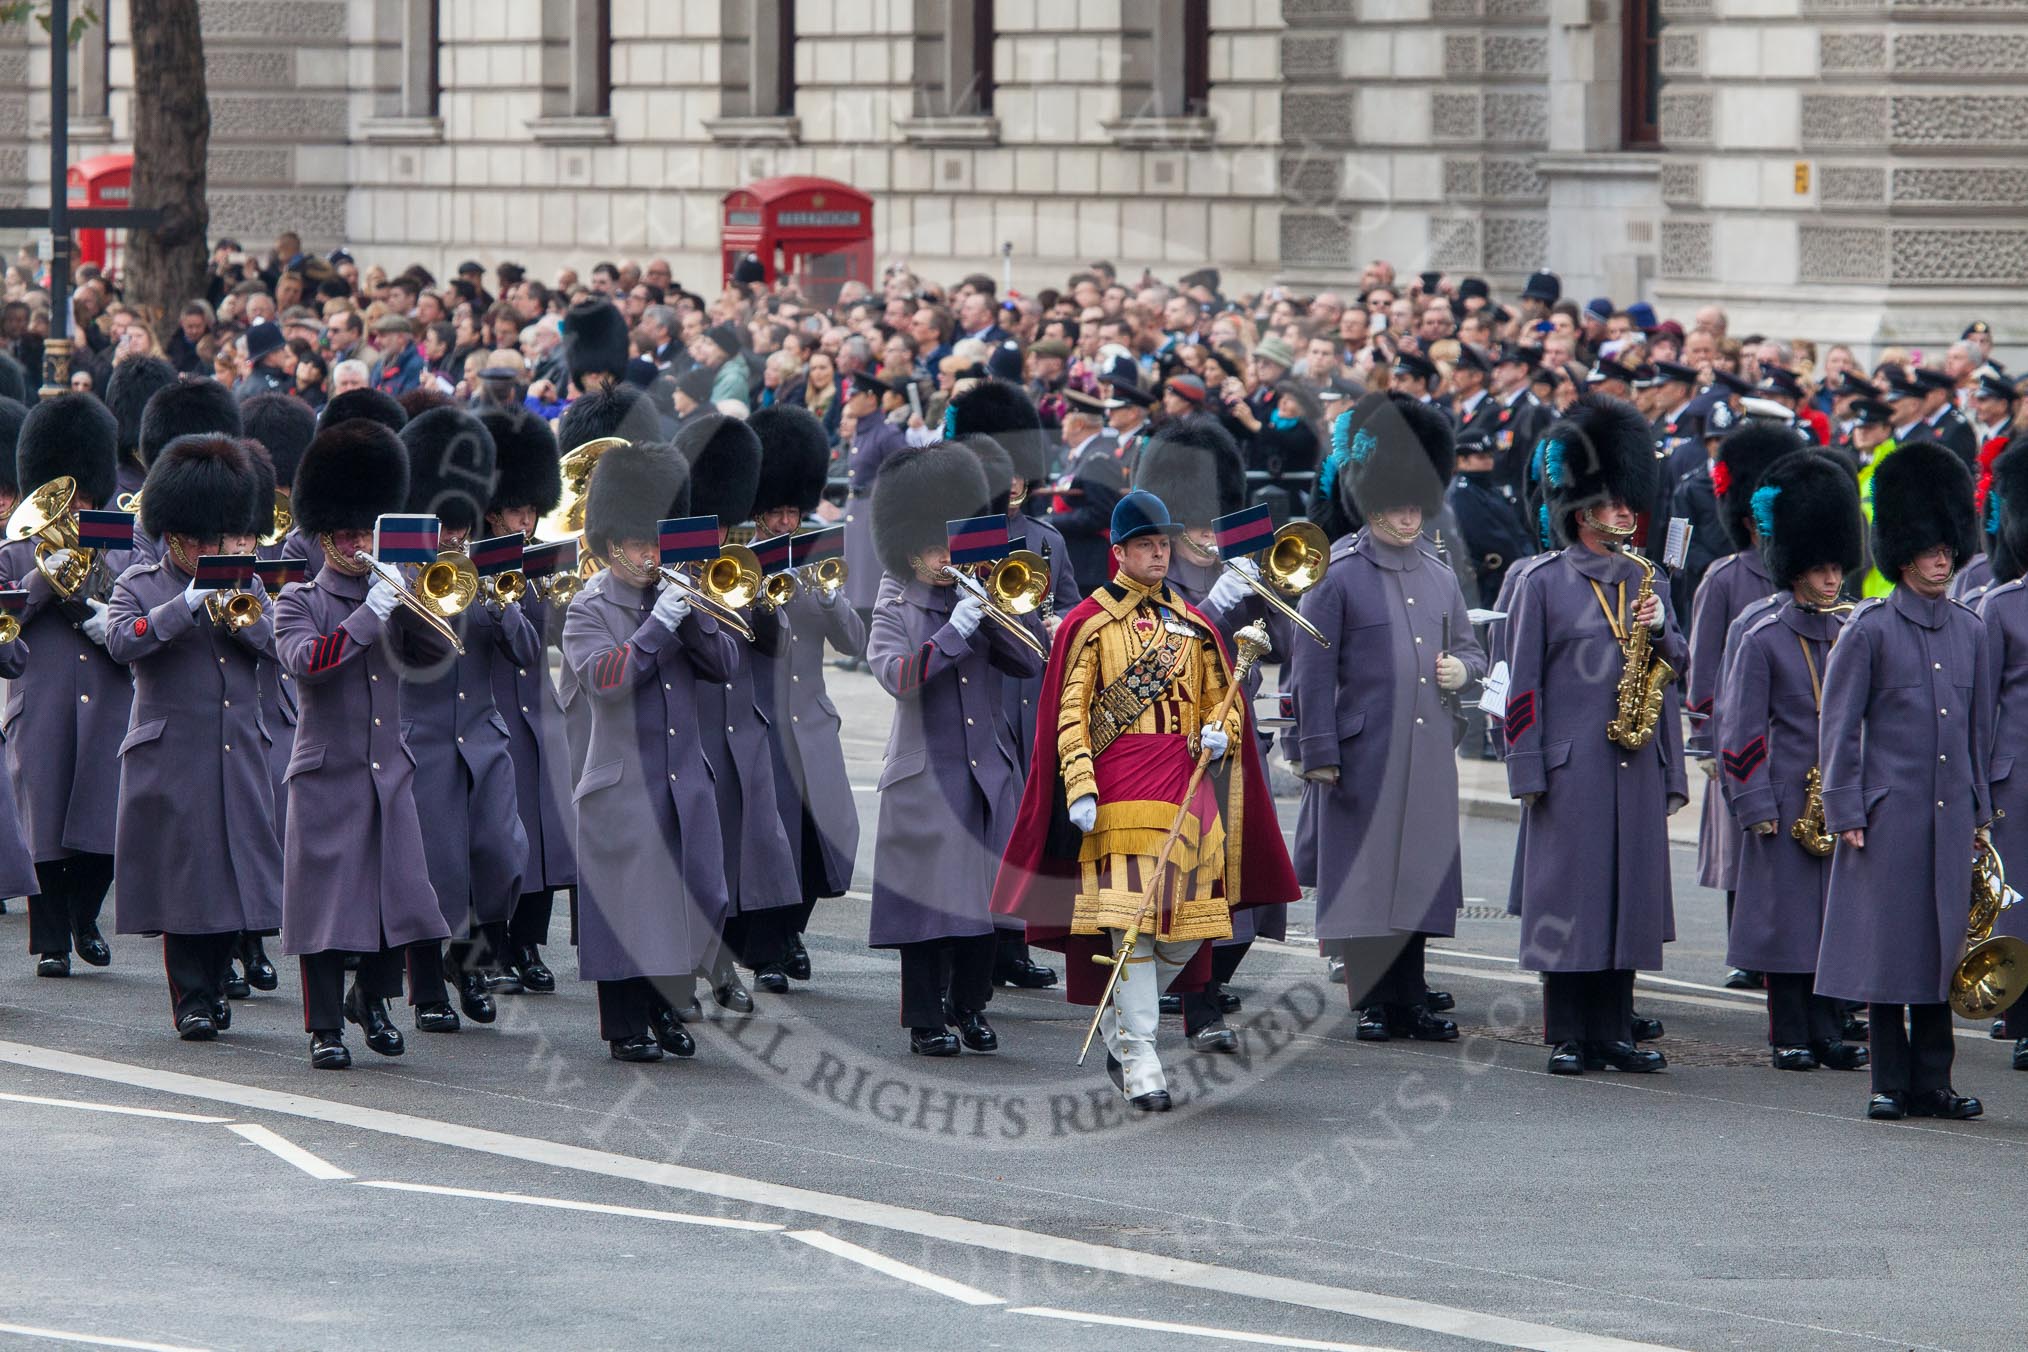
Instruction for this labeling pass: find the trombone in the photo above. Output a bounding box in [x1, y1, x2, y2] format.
[941, 549, 1050, 659]
[1186, 520, 1330, 648]
[658, 544, 762, 642]
[353, 548, 479, 654]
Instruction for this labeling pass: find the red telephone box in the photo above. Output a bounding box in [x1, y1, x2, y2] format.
[67, 153, 134, 278]
[721, 177, 874, 308]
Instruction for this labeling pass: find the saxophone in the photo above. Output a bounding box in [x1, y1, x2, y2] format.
[1605, 549, 1678, 751]
[1791, 766, 1834, 856]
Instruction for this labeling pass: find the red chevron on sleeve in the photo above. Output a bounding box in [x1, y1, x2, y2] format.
[1722, 736, 1767, 782]
[1686, 695, 1714, 715]
[890, 640, 935, 695]
[1503, 689, 1536, 739]
[307, 631, 348, 673]
[594, 643, 631, 689]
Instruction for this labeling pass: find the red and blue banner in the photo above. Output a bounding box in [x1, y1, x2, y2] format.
[658, 515, 720, 566]
[77, 509, 135, 551]
[750, 532, 793, 575]
[946, 515, 1010, 566]
[253, 559, 310, 590]
[0, 588, 27, 613]
[1213, 504, 1274, 557]
[791, 525, 844, 568]
[193, 553, 257, 591]
[373, 514, 440, 565]
[469, 534, 526, 577]
[522, 538, 577, 577]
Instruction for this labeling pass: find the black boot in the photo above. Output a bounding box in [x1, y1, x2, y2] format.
[343, 987, 406, 1056]
[909, 1026, 959, 1056]
[953, 1009, 998, 1052]
[1810, 1040, 1869, 1071]
[221, 962, 252, 1000]
[511, 944, 556, 993]
[1585, 1040, 1666, 1072]
[310, 1031, 351, 1069]
[649, 1005, 696, 1058]
[1547, 1041, 1584, 1075]
[609, 1035, 662, 1062]
[784, 936, 812, 982]
[456, 970, 497, 1023]
[240, 935, 279, 991]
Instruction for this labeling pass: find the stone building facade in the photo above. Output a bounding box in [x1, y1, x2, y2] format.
[2, 0, 2024, 353]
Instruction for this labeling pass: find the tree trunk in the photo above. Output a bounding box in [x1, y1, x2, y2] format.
[125, 0, 208, 342]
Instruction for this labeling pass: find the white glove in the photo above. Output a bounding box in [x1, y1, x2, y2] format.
[1068, 793, 1097, 832]
[652, 584, 692, 629]
[1435, 653, 1467, 691]
[81, 597, 109, 645]
[42, 548, 74, 580]
[364, 577, 401, 620]
[813, 582, 839, 609]
[1204, 566, 1252, 613]
[949, 592, 985, 637]
[1201, 724, 1230, 761]
[184, 579, 207, 613]
[1228, 556, 1261, 581]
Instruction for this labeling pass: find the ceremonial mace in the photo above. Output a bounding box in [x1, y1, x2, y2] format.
[1077, 621, 1273, 1065]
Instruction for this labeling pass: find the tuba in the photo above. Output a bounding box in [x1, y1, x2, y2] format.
[261, 491, 293, 548]
[8, 477, 93, 599]
[1950, 829, 2028, 1019]
[1604, 549, 1678, 751]
[1791, 767, 1835, 856]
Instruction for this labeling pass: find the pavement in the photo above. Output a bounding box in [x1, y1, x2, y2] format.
[0, 660, 2018, 1352]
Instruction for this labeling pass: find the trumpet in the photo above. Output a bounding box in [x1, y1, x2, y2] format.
[353, 548, 479, 654]
[797, 556, 847, 602]
[757, 570, 799, 612]
[658, 544, 761, 642]
[0, 614, 18, 644]
[532, 569, 581, 604]
[941, 549, 1050, 659]
[481, 569, 526, 609]
[205, 588, 264, 632]
[8, 477, 95, 600]
[1187, 520, 1330, 648]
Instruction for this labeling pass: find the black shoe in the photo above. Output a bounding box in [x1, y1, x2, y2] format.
[1392, 1008, 1460, 1042]
[1992, 1018, 2010, 1041]
[1867, 1091, 1906, 1120]
[241, 938, 278, 991]
[456, 972, 497, 1024]
[1811, 1040, 1869, 1071]
[512, 945, 556, 993]
[753, 965, 790, 994]
[344, 988, 406, 1056]
[1631, 1014, 1665, 1043]
[1424, 988, 1455, 1013]
[1907, 1089, 1983, 1120]
[1213, 987, 1242, 1015]
[992, 956, 1058, 989]
[72, 925, 110, 967]
[2014, 1038, 2028, 1071]
[1326, 956, 1345, 985]
[712, 975, 754, 1014]
[1547, 1041, 1585, 1075]
[1158, 993, 1182, 1016]
[1128, 1090, 1173, 1113]
[1843, 1013, 1869, 1043]
[221, 964, 252, 1000]
[1355, 1009, 1392, 1041]
[1586, 1040, 1667, 1073]
[1189, 1023, 1238, 1053]
[954, 1009, 998, 1052]
[176, 1011, 216, 1041]
[1724, 968, 1761, 990]
[784, 938, 812, 982]
[414, 1002, 460, 1034]
[909, 1027, 959, 1056]
[310, 1031, 351, 1069]
[483, 967, 524, 995]
[609, 1035, 663, 1062]
[675, 995, 704, 1023]
[36, 952, 69, 978]
[1771, 1045, 1818, 1071]
[209, 997, 232, 1032]
[649, 1006, 696, 1058]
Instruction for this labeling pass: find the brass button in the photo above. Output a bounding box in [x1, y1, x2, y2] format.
[518, 668, 527, 676]
[77, 653, 86, 661]
[1940, 754, 1948, 763]
[1414, 636, 1423, 644]
[1620, 761, 1628, 769]
[1939, 800, 1946, 809]
[1406, 597, 1416, 605]
[1934, 662, 1942, 670]
[1414, 716, 1423, 725]
[223, 744, 231, 752]
[791, 674, 800, 682]
[792, 715, 799, 723]
[79, 694, 88, 703]
[965, 717, 974, 726]
[960, 676, 968, 684]
[970, 758, 978, 767]
[727, 725, 734, 733]
[1941, 708, 1949, 717]
[521, 705, 530, 713]
[1419, 677, 1427, 684]
[373, 718, 381, 726]
[223, 699, 230, 707]
[456, 736, 464, 743]
[458, 691, 466, 700]
[372, 761, 381, 770]
[668, 728, 675, 736]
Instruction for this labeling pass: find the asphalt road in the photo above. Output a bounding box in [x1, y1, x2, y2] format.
[1, 662, 2023, 1352]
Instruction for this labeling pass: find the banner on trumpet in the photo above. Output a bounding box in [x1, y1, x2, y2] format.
[750, 532, 794, 575]
[946, 514, 1012, 566]
[192, 554, 257, 590]
[253, 558, 311, 591]
[1212, 503, 1274, 556]
[469, 534, 526, 576]
[373, 514, 440, 566]
[522, 537, 578, 578]
[658, 515, 720, 565]
[790, 524, 844, 568]
[0, 588, 27, 614]
[76, 509, 137, 553]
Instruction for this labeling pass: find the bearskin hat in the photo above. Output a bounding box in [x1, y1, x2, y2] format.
[140, 377, 243, 469]
[946, 380, 1048, 485]
[292, 419, 410, 535]
[557, 383, 661, 450]
[241, 438, 279, 539]
[1535, 394, 1657, 546]
[104, 356, 177, 462]
[1869, 440, 1977, 582]
[748, 404, 831, 515]
[1753, 452, 1864, 589]
[398, 388, 454, 421]
[477, 406, 563, 515]
[1713, 422, 1804, 553]
[1335, 391, 1455, 519]
[400, 406, 498, 533]
[1989, 438, 2028, 585]
[564, 299, 629, 389]
[963, 434, 1016, 515]
[317, 387, 407, 434]
[0, 397, 25, 494]
[140, 434, 258, 542]
[0, 352, 24, 404]
[240, 393, 318, 489]
[676, 412, 763, 526]
[871, 446, 990, 578]
[17, 391, 117, 507]
[1134, 419, 1247, 527]
[583, 440, 690, 557]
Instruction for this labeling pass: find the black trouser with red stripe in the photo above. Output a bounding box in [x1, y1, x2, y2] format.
[26, 853, 113, 956]
[299, 946, 406, 1034]
[509, 889, 556, 949]
[596, 974, 695, 1041]
[724, 907, 794, 970]
[1335, 934, 1427, 1017]
[1182, 940, 1253, 1034]
[163, 931, 239, 1025]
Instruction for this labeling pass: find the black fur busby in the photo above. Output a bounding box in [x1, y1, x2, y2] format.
[946, 380, 1048, 486]
[557, 383, 661, 450]
[963, 434, 1016, 515]
[400, 406, 498, 533]
[564, 299, 629, 389]
[240, 393, 318, 490]
[17, 392, 117, 507]
[1754, 452, 1864, 589]
[140, 377, 243, 469]
[871, 446, 990, 578]
[1134, 419, 1247, 527]
[0, 352, 24, 404]
[477, 406, 563, 515]
[1869, 440, 1977, 582]
[0, 397, 25, 494]
[104, 355, 178, 463]
[1336, 391, 1455, 519]
[318, 387, 407, 434]
[748, 404, 831, 515]
[241, 439, 278, 539]
[676, 412, 763, 525]
[292, 419, 410, 535]
[1536, 394, 1658, 546]
[1713, 422, 1804, 552]
[397, 388, 454, 421]
[139, 434, 257, 542]
[583, 440, 690, 556]
[1988, 439, 2028, 585]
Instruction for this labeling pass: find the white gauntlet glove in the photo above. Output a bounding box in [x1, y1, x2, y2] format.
[652, 584, 692, 629]
[81, 598, 109, 645]
[1068, 793, 1097, 832]
[1204, 566, 1252, 613]
[1200, 724, 1230, 761]
[364, 578, 401, 620]
[949, 592, 985, 637]
[184, 579, 207, 613]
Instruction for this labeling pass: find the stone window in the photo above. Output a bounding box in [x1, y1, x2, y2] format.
[1109, 0, 1214, 149]
[364, 0, 443, 142]
[1621, 0, 1661, 148]
[710, 0, 798, 143]
[902, 1, 999, 146]
[531, 0, 614, 143]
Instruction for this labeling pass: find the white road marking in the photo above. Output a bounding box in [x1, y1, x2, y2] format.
[786, 1230, 1003, 1305]
[0, 1323, 212, 1352]
[0, 1040, 1684, 1352]
[0, 1091, 229, 1123]
[357, 1179, 783, 1231]
[225, 1122, 353, 1180]
[1013, 1306, 1412, 1351]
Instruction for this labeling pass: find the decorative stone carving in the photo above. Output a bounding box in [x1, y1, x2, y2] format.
[1485, 156, 1545, 198]
[1280, 212, 1353, 269]
[1281, 92, 1354, 143]
[209, 190, 347, 239]
[1891, 229, 2028, 283]
[0, 147, 24, 183]
[1660, 161, 1702, 203]
[1432, 93, 1481, 140]
[1659, 93, 1712, 143]
[1660, 33, 1700, 75]
[1483, 0, 1546, 18]
[197, 0, 346, 38]
[1484, 92, 1548, 143]
[1281, 0, 1356, 19]
[1818, 32, 1887, 71]
[1433, 0, 1482, 16]
[1484, 214, 1547, 270]
[1801, 94, 1887, 144]
[210, 95, 348, 140]
[1429, 217, 1482, 270]
[0, 51, 26, 85]
[1799, 226, 1888, 283]
[1892, 96, 2028, 145]
[1280, 35, 1342, 79]
[208, 146, 294, 183]
[206, 49, 294, 88]
[1658, 0, 1713, 16]
[1280, 153, 1344, 204]
[1484, 35, 1548, 76]
[1820, 165, 1887, 203]
[1894, 165, 2028, 204]
[1659, 220, 1713, 279]
[1892, 32, 2028, 72]
[0, 101, 25, 138]
[1445, 35, 1481, 77]
[1444, 158, 1482, 197]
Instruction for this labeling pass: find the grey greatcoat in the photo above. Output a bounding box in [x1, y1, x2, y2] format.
[1977, 579, 2028, 949]
[399, 597, 537, 933]
[1950, 554, 1993, 603]
[0, 537, 139, 861]
[1504, 545, 1688, 972]
[998, 511, 1084, 770]
[489, 591, 577, 892]
[560, 569, 738, 981]
[1716, 600, 1847, 973]
[254, 533, 310, 842]
[274, 567, 452, 956]
[867, 574, 1044, 947]
[105, 559, 284, 937]
[1294, 532, 1486, 940]
[1686, 548, 1778, 891]
[693, 604, 801, 916]
[1816, 588, 1993, 1004]
[843, 416, 908, 610]
[0, 640, 42, 899]
[750, 587, 864, 899]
